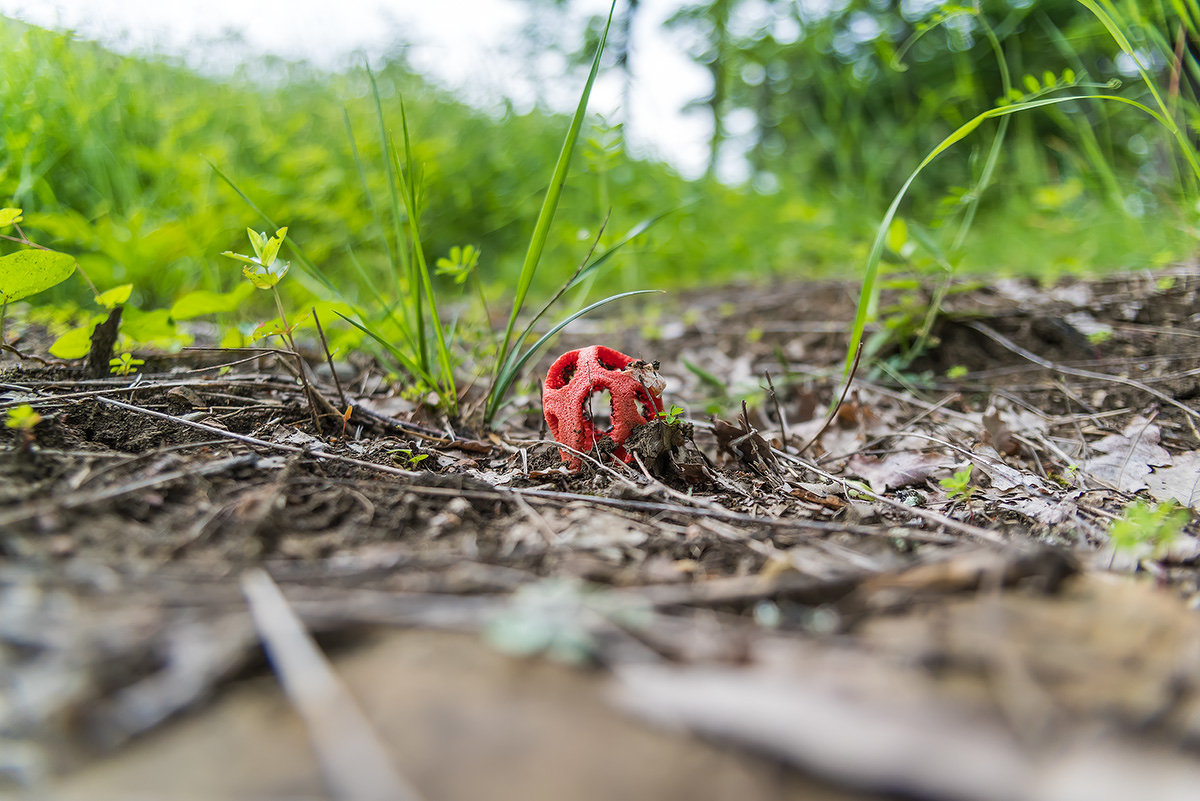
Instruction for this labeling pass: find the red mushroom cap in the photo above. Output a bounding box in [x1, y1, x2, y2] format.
[542, 345, 664, 469]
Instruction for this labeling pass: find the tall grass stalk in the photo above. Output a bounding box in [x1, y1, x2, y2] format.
[845, 1, 1193, 375]
[482, 0, 627, 427]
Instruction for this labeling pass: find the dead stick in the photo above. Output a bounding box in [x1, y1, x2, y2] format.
[94, 397, 952, 544]
[96, 396, 418, 478]
[796, 342, 863, 457]
[0, 455, 255, 528]
[312, 307, 349, 410]
[242, 569, 424, 801]
[966, 321, 1200, 427]
[764, 370, 790, 451]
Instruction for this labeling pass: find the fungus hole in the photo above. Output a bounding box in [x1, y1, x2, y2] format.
[551, 361, 576, 389]
[588, 389, 613, 433]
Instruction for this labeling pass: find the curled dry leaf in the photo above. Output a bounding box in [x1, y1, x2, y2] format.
[981, 406, 1019, 456]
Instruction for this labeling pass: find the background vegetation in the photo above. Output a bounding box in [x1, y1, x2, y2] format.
[2, 1, 1198, 388]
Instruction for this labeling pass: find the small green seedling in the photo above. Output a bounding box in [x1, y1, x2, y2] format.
[434, 244, 480, 284]
[945, 365, 969, 380]
[388, 447, 428, 469]
[109, 352, 144, 376]
[939, 463, 976, 500]
[6, 403, 42, 430]
[1108, 500, 1190, 561]
[6, 403, 42, 451]
[658, 404, 685, 424]
[223, 227, 301, 352]
[224, 227, 290, 289]
[436, 244, 490, 321]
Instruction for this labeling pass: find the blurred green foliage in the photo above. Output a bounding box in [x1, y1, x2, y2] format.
[0, 1, 1197, 338]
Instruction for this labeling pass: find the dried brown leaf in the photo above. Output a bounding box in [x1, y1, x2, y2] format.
[1145, 451, 1200, 509]
[847, 451, 951, 494]
[1083, 417, 1171, 493]
[981, 406, 1018, 456]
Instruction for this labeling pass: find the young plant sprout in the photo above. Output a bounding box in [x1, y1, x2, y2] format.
[109, 352, 144, 376]
[5, 403, 42, 452]
[222, 227, 300, 351]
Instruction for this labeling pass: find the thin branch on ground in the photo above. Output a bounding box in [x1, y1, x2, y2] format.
[241, 569, 424, 801]
[796, 342, 863, 457]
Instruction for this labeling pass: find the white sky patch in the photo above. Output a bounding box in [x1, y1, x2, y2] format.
[0, 0, 713, 177]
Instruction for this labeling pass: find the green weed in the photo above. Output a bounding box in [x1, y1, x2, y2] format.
[108, 352, 144, 376]
[939, 464, 976, 501]
[1108, 499, 1190, 560]
[658, 404, 686, 425]
[5, 403, 41, 430]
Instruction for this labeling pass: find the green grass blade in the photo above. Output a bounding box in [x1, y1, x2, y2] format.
[367, 67, 413, 281]
[394, 98, 458, 415]
[1077, 0, 1200, 183]
[845, 92, 1166, 375]
[343, 107, 397, 272]
[485, 288, 661, 423]
[343, 245, 420, 359]
[509, 211, 670, 368]
[333, 310, 437, 389]
[563, 210, 673, 293]
[367, 67, 424, 373]
[682, 358, 726, 394]
[494, 0, 617, 372]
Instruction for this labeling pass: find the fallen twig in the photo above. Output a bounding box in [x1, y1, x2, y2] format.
[796, 342, 863, 457]
[241, 569, 424, 801]
[966, 320, 1200, 434]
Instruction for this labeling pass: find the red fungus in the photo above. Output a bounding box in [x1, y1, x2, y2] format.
[543, 345, 664, 469]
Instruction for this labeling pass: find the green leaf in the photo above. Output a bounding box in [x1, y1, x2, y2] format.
[0, 208, 22, 227]
[95, 283, 133, 309]
[221, 251, 259, 267]
[246, 228, 266, 260]
[259, 227, 288, 267]
[121, 308, 189, 351]
[0, 249, 76, 303]
[49, 323, 95, 359]
[242, 260, 289, 290]
[5, 403, 41, 429]
[169, 284, 253, 320]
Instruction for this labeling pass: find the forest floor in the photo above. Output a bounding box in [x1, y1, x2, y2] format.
[4, 266, 1200, 801]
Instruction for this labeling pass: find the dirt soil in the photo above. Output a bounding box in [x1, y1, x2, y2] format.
[4, 266, 1200, 801]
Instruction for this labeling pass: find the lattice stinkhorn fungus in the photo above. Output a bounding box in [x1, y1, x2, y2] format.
[542, 346, 664, 469]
